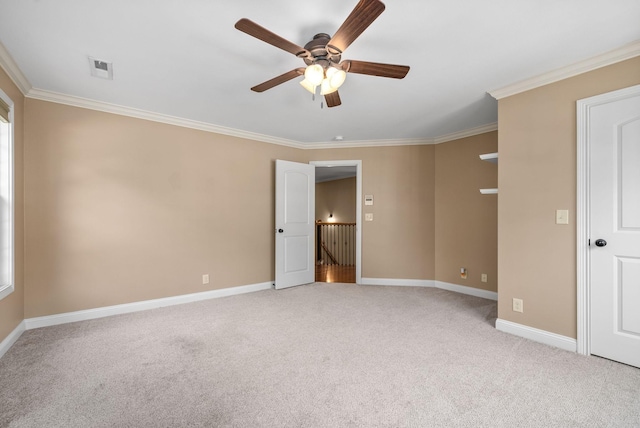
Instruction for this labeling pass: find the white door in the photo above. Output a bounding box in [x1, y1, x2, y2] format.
[589, 87, 640, 368]
[275, 160, 315, 289]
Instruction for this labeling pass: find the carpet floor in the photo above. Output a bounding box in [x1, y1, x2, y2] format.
[0, 283, 639, 427]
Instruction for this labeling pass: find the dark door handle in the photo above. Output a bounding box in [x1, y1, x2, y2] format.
[278, 229, 284, 233]
[595, 239, 607, 247]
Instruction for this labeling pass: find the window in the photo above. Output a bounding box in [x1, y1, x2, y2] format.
[0, 90, 14, 301]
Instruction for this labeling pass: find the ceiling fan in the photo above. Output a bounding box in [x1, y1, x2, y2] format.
[235, 0, 410, 108]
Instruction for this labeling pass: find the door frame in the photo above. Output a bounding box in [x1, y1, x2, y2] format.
[310, 160, 362, 284]
[576, 84, 640, 356]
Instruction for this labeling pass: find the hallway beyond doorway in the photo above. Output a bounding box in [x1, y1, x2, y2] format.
[315, 264, 356, 283]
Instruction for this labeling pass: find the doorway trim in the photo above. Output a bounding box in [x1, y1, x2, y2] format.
[310, 160, 362, 284]
[576, 84, 640, 356]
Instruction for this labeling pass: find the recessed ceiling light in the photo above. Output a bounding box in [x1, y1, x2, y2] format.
[333, 135, 344, 141]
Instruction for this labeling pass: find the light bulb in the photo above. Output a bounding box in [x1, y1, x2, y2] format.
[326, 67, 347, 89]
[300, 78, 316, 94]
[304, 64, 324, 86]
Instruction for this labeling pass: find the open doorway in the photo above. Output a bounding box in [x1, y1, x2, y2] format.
[311, 161, 362, 284]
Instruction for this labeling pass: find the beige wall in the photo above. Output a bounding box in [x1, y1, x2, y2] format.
[0, 67, 24, 341]
[308, 146, 436, 280]
[315, 177, 356, 223]
[24, 99, 304, 317]
[435, 132, 497, 291]
[22, 98, 444, 318]
[498, 57, 640, 338]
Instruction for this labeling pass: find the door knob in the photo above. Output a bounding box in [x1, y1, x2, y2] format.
[595, 239, 607, 247]
[278, 229, 284, 233]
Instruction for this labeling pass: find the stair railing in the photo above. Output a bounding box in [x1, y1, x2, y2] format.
[316, 222, 356, 266]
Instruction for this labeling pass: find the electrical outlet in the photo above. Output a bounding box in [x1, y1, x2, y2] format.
[513, 298, 523, 313]
[481, 273, 487, 283]
[460, 268, 467, 279]
[202, 274, 210, 285]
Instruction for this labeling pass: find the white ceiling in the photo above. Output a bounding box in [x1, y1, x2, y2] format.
[0, 0, 639, 146]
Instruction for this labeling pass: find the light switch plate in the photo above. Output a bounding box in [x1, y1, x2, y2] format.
[556, 209, 569, 225]
[364, 195, 374, 206]
[365, 213, 373, 221]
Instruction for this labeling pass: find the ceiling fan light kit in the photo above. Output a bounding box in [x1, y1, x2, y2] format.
[301, 65, 346, 96]
[235, 0, 410, 108]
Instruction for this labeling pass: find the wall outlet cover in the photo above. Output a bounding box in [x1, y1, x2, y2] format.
[513, 298, 523, 313]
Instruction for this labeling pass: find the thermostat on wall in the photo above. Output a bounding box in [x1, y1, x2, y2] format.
[364, 195, 374, 206]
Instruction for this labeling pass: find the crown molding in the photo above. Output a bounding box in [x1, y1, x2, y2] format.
[304, 122, 498, 149]
[27, 88, 441, 149]
[433, 122, 498, 144]
[27, 88, 303, 148]
[489, 39, 640, 100]
[0, 40, 32, 95]
[303, 137, 435, 150]
[26, 88, 496, 150]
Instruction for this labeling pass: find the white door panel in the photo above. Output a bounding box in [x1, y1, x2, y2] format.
[620, 118, 640, 228]
[275, 160, 315, 289]
[284, 235, 310, 273]
[618, 257, 640, 335]
[589, 88, 640, 368]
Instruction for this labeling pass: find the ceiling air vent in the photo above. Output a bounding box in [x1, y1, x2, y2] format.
[88, 56, 113, 80]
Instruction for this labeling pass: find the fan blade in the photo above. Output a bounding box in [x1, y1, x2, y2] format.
[324, 91, 342, 108]
[251, 68, 305, 92]
[342, 60, 410, 79]
[235, 19, 310, 58]
[327, 0, 386, 55]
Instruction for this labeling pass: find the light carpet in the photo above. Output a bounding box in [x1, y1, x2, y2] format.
[1, 283, 639, 427]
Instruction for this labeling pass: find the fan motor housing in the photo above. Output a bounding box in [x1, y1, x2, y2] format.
[303, 33, 341, 66]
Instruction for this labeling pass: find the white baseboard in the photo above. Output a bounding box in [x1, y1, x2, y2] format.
[435, 281, 498, 301]
[495, 318, 577, 352]
[360, 278, 498, 301]
[360, 278, 435, 287]
[24, 282, 273, 330]
[0, 320, 25, 359]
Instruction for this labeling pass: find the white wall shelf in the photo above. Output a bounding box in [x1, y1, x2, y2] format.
[479, 152, 498, 194]
[479, 152, 498, 163]
[480, 188, 498, 194]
